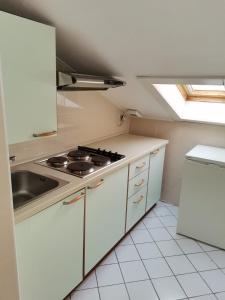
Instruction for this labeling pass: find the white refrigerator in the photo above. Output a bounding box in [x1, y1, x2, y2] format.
[177, 145, 225, 249]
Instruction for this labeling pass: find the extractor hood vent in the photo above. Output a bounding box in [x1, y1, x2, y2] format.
[57, 72, 126, 91]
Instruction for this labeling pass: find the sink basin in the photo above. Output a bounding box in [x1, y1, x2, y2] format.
[11, 170, 60, 209]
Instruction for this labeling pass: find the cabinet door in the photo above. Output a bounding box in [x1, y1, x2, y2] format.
[0, 11, 57, 144]
[15, 191, 84, 300]
[146, 147, 165, 211]
[85, 166, 128, 274]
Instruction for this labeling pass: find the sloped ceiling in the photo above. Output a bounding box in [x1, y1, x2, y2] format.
[1, 0, 225, 120]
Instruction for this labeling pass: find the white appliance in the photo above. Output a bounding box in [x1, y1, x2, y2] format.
[177, 145, 225, 249]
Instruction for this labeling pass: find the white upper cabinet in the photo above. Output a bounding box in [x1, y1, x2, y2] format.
[0, 11, 57, 144]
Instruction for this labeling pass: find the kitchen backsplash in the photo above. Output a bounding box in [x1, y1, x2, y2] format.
[9, 91, 130, 165]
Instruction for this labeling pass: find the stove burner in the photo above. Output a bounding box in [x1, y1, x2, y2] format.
[47, 156, 69, 168]
[91, 155, 111, 167]
[67, 161, 95, 175]
[38, 146, 125, 178]
[67, 150, 90, 161]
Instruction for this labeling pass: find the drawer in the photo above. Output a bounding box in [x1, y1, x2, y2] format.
[128, 169, 148, 197]
[126, 186, 147, 232]
[129, 155, 149, 179]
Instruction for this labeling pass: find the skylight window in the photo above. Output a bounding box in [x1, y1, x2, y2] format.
[177, 84, 225, 103]
[191, 85, 225, 91]
[138, 77, 225, 125]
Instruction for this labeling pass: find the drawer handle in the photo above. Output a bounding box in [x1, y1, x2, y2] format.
[136, 162, 146, 169]
[134, 178, 145, 187]
[87, 179, 104, 189]
[33, 130, 57, 137]
[151, 149, 159, 155]
[133, 195, 144, 204]
[63, 192, 85, 205]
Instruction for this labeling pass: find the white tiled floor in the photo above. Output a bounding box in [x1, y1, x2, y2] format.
[68, 201, 225, 300]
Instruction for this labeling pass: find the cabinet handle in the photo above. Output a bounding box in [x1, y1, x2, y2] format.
[151, 149, 159, 155]
[133, 195, 144, 204]
[33, 130, 57, 137]
[134, 178, 145, 187]
[136, 162, 146, 169]
[63, 192, 85, 205]
[87, 179, 104, 189]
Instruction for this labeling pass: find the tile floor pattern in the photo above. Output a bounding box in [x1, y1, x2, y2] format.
[65, 201, 225, 300]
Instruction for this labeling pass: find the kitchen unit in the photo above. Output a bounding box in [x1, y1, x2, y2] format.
[13, 134, 167, 300]
[0, 11, 57, 144]
[177, 145, 225, 249]
[0, 9, 170, 300]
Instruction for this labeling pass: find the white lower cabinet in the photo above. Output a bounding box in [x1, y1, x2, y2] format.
[15, 146, 166, 299]
[146, 147, 165, 211]
[15, 190, 85, 300]
[85, 166, 128, 274]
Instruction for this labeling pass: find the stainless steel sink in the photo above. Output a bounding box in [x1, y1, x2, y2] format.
[11, 170, 67, 209]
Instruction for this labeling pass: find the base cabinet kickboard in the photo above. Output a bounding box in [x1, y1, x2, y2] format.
[15, 145, 166, 300]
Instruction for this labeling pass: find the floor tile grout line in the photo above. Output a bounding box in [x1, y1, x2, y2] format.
[114, 244, 131, 300]
[129, 229, 162, 300]
[118, 236, 219, 253]
[204, 250, 225, 269]
[154, 204, 223, 295]
[146, 226, 174, 242]
[93, 264, 222, 277]
[93, 269, 102, 300]
[186, 252, 219, 272]
[182, 254, 215, 295]
[97, 257, 225, 274]
[72, 202, 225, 298]
[143, 204, 222, 297]
[199, 269, 225, 294]
[148, 233, 189, 299]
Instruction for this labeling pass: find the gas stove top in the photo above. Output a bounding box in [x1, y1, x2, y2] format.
[36, 146, 125, 178]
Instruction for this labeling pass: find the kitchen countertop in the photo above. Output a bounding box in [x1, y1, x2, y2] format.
[13, 134, 168, 223]
[186, 144, 225, 167]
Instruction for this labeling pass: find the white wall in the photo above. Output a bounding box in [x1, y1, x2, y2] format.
[130, 118, 225, 205]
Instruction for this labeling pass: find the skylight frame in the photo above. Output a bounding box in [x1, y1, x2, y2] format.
[177, 84, 225, 103]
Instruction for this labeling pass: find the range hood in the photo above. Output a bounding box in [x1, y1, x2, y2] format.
[57, 72, 126, 91]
